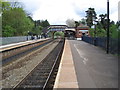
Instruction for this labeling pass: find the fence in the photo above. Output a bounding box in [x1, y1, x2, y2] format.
[1, 35, 49, 45]
[82, 36, 119, 54]
[1, 36, 31, 45]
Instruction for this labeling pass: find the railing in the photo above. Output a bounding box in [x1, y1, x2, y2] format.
[82, 36, 119, 54]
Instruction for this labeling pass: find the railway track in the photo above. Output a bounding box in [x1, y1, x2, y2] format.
[12, 39, 64, 89]
[1, 39, 53, 66]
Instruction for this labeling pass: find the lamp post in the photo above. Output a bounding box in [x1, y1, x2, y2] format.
[107, 0, 109, 54]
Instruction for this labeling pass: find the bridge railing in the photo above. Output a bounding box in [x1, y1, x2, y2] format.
[82, 36, 119, 54]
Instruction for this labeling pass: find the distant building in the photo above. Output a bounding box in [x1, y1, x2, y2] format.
[75, 24, 89, 40]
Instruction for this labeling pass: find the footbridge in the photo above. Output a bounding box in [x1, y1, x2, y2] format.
[47, 25, 76, 39]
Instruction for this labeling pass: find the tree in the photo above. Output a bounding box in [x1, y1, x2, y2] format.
[2, 1, 11, 11]
[10, 2, 23, 9]
[79, 18, 86, 25]
[110, 24, 118, 38]
[98, 14, 107, 30]
[2, 1, 34, 37]
[54, 31, 64, 38]
[2, 25, 15, 37]
[85, 8, 97, 28]
[32, 26, 43, 35]
[1, 1, 50, 37]
[40, 20, 50, 27]
[32, 20, 50, 36]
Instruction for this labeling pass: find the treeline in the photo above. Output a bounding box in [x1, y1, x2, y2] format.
[75, 8, 119, 38]
[86, 8, 119, 38]
[1, 1, 50, 37]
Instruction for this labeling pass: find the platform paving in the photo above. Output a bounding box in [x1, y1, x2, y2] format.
[69, 40, 118, 88]
[54, 40, 79, 88]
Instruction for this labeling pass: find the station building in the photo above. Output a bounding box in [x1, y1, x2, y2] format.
[75, 24, 90, 40]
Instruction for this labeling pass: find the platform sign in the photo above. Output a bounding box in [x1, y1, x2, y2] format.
[79, 30, 88, 33]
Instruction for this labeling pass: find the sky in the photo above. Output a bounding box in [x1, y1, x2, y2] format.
[118, 1, 120, 21]
[16, 0, 119, 25]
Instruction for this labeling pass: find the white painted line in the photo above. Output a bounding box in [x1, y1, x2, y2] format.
[74, 44, 88, 65]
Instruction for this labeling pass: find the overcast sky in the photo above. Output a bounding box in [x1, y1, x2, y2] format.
[17, 0, 119, 25]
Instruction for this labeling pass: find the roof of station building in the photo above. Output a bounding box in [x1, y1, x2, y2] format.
[76, 24, 89, 30]
[65, 27, 75, 31]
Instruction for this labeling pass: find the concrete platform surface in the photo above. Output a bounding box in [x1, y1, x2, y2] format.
[54, 40, 79, 88]
[54, 39, 118, 88]
[69, 40, 118, 88]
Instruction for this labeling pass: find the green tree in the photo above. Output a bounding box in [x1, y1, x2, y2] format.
[79, 18, 86, 25]
[2, 25, 15, 37]
[89, 28, 94, 37]
[54, 32, 64, 38]
[2, 1, 34, 37]
[32, 26, 43, 35]
[110, 24, 118, 38]
[32, 19, 50, 35]
[85, 8, 97, 28]
[2, 1, 11, 11]
[40, 20, 50, 27]
[99, 14, 107, 30]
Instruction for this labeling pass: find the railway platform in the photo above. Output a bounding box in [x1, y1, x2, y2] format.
[54, 39, 118, 88]
[54, 40, 79, 88]
[0, 38, 50, 51]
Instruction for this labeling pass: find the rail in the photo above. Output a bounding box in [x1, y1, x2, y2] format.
[13, 39, 65, 89]
[43, 39, 64, 89]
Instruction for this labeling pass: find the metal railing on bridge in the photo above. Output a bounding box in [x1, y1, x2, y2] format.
[82, 36, 119, 54]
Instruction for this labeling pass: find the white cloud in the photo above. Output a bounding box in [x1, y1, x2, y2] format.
[18, 0, 119, 24]
[32, 0, 81, 24]
[118, 1, 120, 21]
[110, 11, 118, 22]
